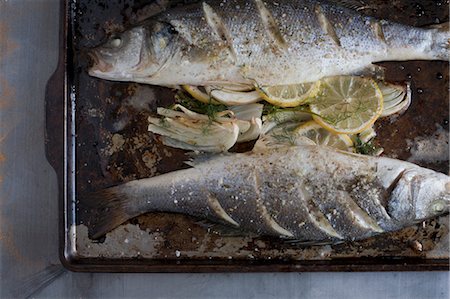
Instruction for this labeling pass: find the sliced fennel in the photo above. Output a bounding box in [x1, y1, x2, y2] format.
[149, 103, 263, 152]
[159, 105, 251, 133]
[262, 110, 312, 134]
[205, 86, 262, 105]
[357, 126, 377, 143]
[152, 76, 412, 154]
[182, 85, 221, 105]
[158, 105, 234, 122]
[254, 122, 314, 151]
[238, 118, 263, 143]
[230, 104, 264, 142]
[379, 81, 411, 117]
[230, 103, 264, 121]
[148, 116, 240, 152]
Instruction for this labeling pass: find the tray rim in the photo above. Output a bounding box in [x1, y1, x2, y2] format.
[44, 0, 450, 273]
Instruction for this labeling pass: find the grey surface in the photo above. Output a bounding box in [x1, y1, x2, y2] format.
[0, 0, 448, 299]
[32, 272, 450, 299]
[0, 0, 61, 298]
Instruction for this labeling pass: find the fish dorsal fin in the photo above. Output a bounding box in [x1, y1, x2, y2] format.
[326, 0, 370, 12]
[252, 132, 315, 152]
[184, 151, 229, 167]
[252, 136, 277, 152]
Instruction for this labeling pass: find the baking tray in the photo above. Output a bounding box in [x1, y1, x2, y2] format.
[45, 0, 450, 272]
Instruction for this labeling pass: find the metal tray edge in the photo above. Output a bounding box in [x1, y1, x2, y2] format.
[44, 0, 450, 273]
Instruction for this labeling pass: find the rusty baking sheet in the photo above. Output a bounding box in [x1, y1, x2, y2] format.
[45, 0, 449, 272]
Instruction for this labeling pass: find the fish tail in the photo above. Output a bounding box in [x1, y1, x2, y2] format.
[84, 169, 197, 239]
[83, 186, 142, 239]
[429, 22, 450, 60]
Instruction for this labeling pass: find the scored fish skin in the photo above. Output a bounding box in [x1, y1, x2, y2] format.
[86, 145, 450, 242]
[88, 0, 449, 87]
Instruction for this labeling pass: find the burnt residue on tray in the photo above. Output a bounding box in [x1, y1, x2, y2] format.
[70, 0, 449, 263]
[375, 60, 449, 173]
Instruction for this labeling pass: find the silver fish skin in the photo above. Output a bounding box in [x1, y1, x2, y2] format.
[88, 0, 449, 87]
[87, 145, 450, 242]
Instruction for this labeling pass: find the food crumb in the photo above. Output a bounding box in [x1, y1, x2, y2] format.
[410, 240, 423, 252]
[110, 134, 125, 154]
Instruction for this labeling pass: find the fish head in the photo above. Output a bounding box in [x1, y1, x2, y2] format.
[88, 22, 176, 82]
[412, 170, 450, 221]
[388, 168, 450, 223]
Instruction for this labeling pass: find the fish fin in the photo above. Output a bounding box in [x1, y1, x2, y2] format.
[283, 239, 340, 247]
[195, 220, 248, 237]
[252, 133, 314, 152]
[326, 0, 371, 12]
[184, 151, 229, 167]
[81, 187, 141, 239]
[252, 136, 273, 152]
[169, 20, 194, 44]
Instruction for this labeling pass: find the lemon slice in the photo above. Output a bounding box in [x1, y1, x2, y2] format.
[294, 120, 353, 151]
[182, 85, 221, 105]
[309, 76, 383, 134]
[257, 81, 321, 108]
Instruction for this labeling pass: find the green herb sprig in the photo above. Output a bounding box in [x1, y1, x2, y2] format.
[174, 91, 227, 121]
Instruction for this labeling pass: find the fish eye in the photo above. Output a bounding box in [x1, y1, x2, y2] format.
[109, 37, 122, 48]
[431, 200, 446, 213]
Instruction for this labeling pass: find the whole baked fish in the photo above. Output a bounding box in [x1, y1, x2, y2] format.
[88, 0, 449, 87]
[87, 145, 450, 242]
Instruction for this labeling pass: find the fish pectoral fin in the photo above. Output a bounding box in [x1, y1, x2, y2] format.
[252, 135, 314, 153]
[327, 0, 371, 12]
[252, 138, 277, 152]
[283, 238, 338, 247]
[185, 152, 230, 167]
[194, 220, 250, 237]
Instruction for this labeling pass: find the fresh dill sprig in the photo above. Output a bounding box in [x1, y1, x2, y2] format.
[271, 128, 296, 146]
[174, 90, 227, 121]
[159, 117, 169, 128]
[262, 103, 311, 117]
[354, 136, 381, 156]
[263, 103, 283, 116]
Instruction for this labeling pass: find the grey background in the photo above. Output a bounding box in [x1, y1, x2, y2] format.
[0, 0, 448, 298]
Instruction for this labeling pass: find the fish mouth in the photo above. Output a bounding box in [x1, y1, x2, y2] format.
[87, 50, 114, 76]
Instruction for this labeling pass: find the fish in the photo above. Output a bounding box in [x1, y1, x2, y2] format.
[86, 145, 450, 242]
[88, 0, 449, 88]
